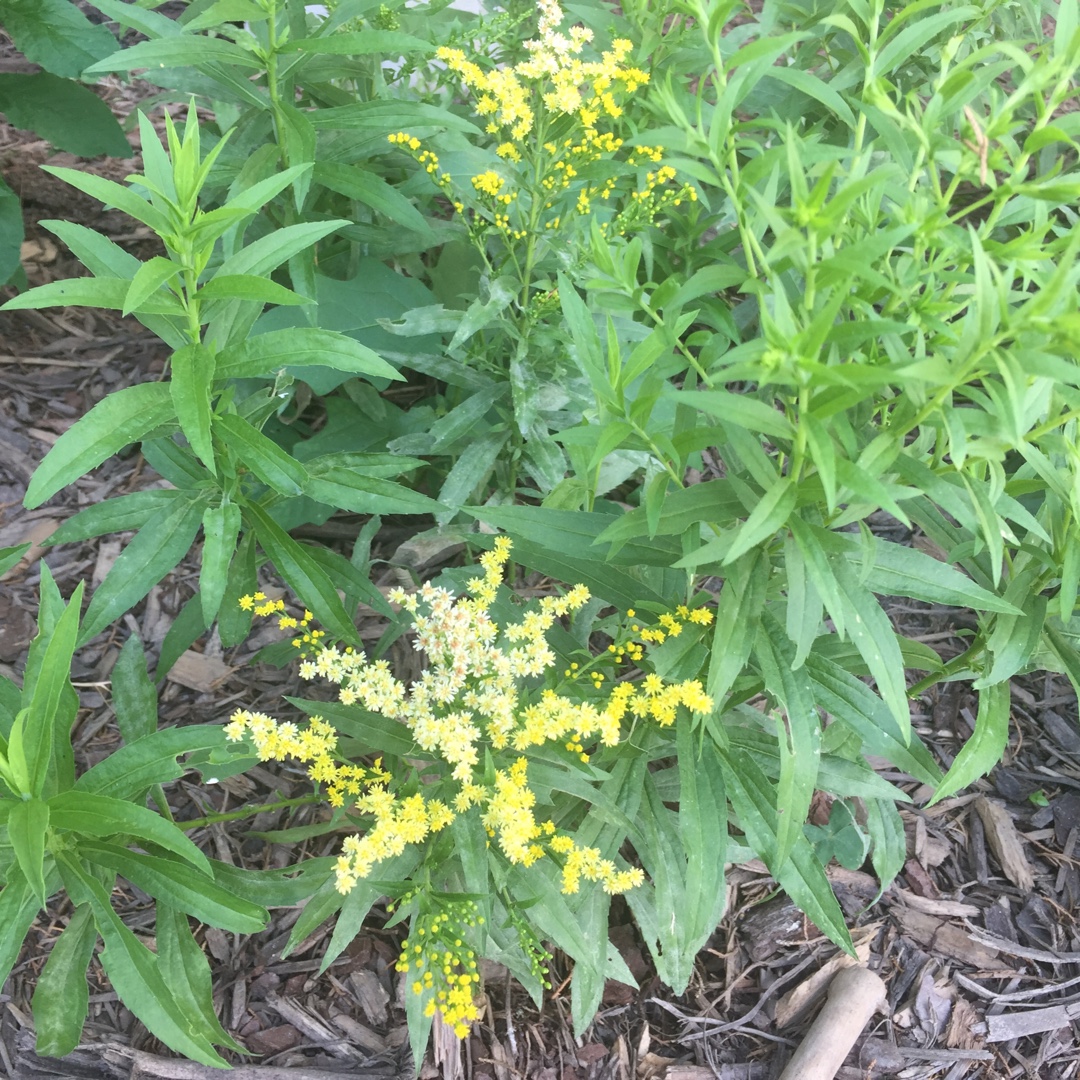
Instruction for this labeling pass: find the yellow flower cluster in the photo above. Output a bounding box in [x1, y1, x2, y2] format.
[549, 833, 644, 894]
[238, 592, 318, 635]
[436, 0, 647, 140]
[636, 603, 714, 645]
[223, 709, 385, 809]
[227, 537, 714, 1046]
[395, 898, 483, 1038]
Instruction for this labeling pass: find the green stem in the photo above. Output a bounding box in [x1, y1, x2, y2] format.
[181, 793, 321, 831]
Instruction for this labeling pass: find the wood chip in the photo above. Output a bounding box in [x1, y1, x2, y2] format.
[986, 1001, 1080, 1042]
[974, 795, 1035, 891]
[165, 650, 236, 693]
[348, 970, 390, 1027]
[665, 1068, 769, 1080]
[893, 908, 1000, 968]
[946, 997, 983, 1050]
[264, 992, 363, 1061]
[92, 539, 122, 590]
[893, 888, 981, 919]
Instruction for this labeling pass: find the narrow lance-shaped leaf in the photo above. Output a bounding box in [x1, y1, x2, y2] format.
[754, 615, 821, 869]
[31, 903, 96, 1058]
[156, 903, 246, 1053]
[0, 867, 43, 989]
[77, 841, 268, 933]
[55, 853, 229, 1068]
[78, 496, 206, 646]
[24, 382, 177, 508]
[23, 579, 84, 796]
[48, 789, 211, 874]
[244, 502, 361, 644]
[200, 501, 242, 625]
[110, 634, 158, 744]
[214, 413, 307, 496]
[170, 344, 216, 474]
[7, 798, 50, 906]
[927, 681, 1011, 806]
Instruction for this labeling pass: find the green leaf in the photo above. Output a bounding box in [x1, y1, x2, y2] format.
[23, 579, 83, 796]
[828, 549, 911, 737]
[155, 903, 245, 1053]
[674, 723, 727, 988]
[217, 531, 256, 648]
[823, 532, 1021, 615]
[24, 382, 177, 508]
[48, 790, 211, 874]
[170, 344, 216, 474]
[0, 542, 29, 577]
[84, 35, 265, 73]
[50, 493, 184, 549]
[32, 903, 96, 1057]
[0, 72, 130, 156]
[0, 275, 183, 315]
[720, 747, 854, 953]
[79, 496, 206, 645]
[56, 853, 229, 1068]
[875, 6, 979, 74]
[754, 615, 820, 868]
[976, 589, 1047, 688]
[215, 413, 307, 496]
[284, 29, 433, 54]
[198, 274, 309, 306]
[0, 174, 22, 284]
[76, 725, 230, 801]
[313, 161, 432, 234]
[123, 257, 180, 318]
[183, 0, 268, 29]
[716, 476, 796, 566]
[864, 797, 906, 900]
[0, 0, 118, 77]
[707, 549, 767, 705]
[927, 681, 1010, 806]
[761, 64, 856, 128]
[0, 866, 42, 987]
[110, 634, 158, 744]
[213, 220, 349, 281]
[37, 166, 172, 234]
[805, 654, 942, 786]
[215, 326, 400, 381]
[675, 389, 793, 439]
[8, 797, 50, 905]
[305, 468, 443, 516]
[200, 502, 241, 625]
[245, 502, 360, 644]
[78, 841, 267, 932]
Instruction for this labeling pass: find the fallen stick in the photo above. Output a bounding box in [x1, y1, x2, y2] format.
[776, 966, 887, 1080]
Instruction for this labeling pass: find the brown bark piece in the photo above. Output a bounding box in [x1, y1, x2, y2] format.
[893, 908, 1000, 968]
[974, 795, 1035, 891]
[166, 649, 236, 693]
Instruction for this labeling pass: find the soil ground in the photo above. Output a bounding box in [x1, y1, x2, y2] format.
[2, 29, 1080, 1080]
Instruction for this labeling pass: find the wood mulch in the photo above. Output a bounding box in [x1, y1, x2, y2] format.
[3, 41, 1080, 1080]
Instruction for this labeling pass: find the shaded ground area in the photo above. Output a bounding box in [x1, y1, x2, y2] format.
[3, 64, 1080, 1080]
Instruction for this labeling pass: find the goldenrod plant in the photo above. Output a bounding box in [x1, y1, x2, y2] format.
[222, 539, 727, 1053]
[1, 0, 1079, 1068]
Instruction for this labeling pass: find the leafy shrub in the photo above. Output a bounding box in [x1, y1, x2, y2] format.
[0, 546, 263, 1064]
[2, 0, 1079, 1067]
